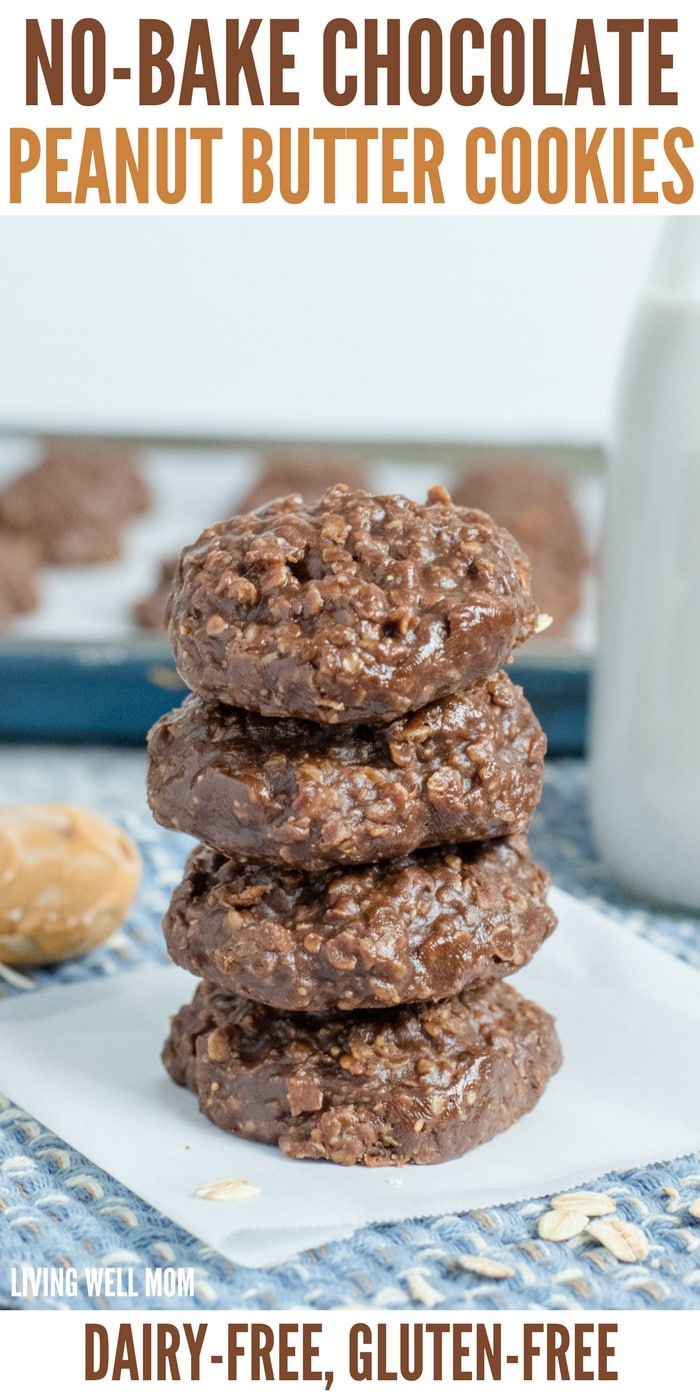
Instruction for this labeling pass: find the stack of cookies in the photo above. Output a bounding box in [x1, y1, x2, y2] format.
[147, 485, 561, 1167]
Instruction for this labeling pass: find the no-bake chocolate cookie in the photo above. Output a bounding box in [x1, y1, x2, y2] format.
[133, 554, 178, 630]
[163, 834, 556, 1012]
[0, 530, 41, 626]
[453, 463, 588, 638]
[147, 673, 545, 870]
[163, 977, 562, 1166]
[0, 440, 150, 566]
[0, 803, 140, 965]
[166, 485, 540, 723]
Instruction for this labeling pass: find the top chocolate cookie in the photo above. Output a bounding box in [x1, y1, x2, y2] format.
[167, 485, 539, 724]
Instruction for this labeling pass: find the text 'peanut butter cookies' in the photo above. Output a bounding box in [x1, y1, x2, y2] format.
[163, 835, 556, 1012]
[147, 672, 545, 870]
[163, 979, 562, 1167]
[166, 485, 539, 724]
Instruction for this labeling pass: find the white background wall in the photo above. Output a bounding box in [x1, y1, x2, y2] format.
[0, 217, 661, 445]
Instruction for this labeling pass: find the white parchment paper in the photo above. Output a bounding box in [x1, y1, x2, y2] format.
[0, 888, 698, 1267]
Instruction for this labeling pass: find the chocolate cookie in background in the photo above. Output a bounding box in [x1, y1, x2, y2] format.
[163, 834, 556, 1012]
[0, 438, 151, 566]
[133, 554, 179, 631]
[163, 977, 562, 1167]
[167, 485, 540, 724]
[0, 529, 42, 627]
[235, 453, 369, 515]
[147, 673, 546, 870]
[453, 461, 589, 639]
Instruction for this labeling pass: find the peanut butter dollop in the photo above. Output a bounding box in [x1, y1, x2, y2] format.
[0, 803, 141, 965]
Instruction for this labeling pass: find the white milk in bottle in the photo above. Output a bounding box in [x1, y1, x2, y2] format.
[590, 218, 700, 909]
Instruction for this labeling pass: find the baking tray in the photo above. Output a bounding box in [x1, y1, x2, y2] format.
[0, 435, 601, 752]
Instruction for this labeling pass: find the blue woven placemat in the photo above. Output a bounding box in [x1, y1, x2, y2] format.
[1, 760, 699, 1311]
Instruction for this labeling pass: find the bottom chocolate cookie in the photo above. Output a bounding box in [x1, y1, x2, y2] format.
[163, 979, 562, 1167]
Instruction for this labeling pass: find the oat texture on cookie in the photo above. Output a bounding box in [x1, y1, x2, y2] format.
[148, 484, 561, 1167]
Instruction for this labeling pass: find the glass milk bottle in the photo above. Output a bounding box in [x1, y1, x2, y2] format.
[590, 218, 700, 910]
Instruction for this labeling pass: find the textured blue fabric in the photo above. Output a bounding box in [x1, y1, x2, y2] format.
[1, 759, 699, 1311]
